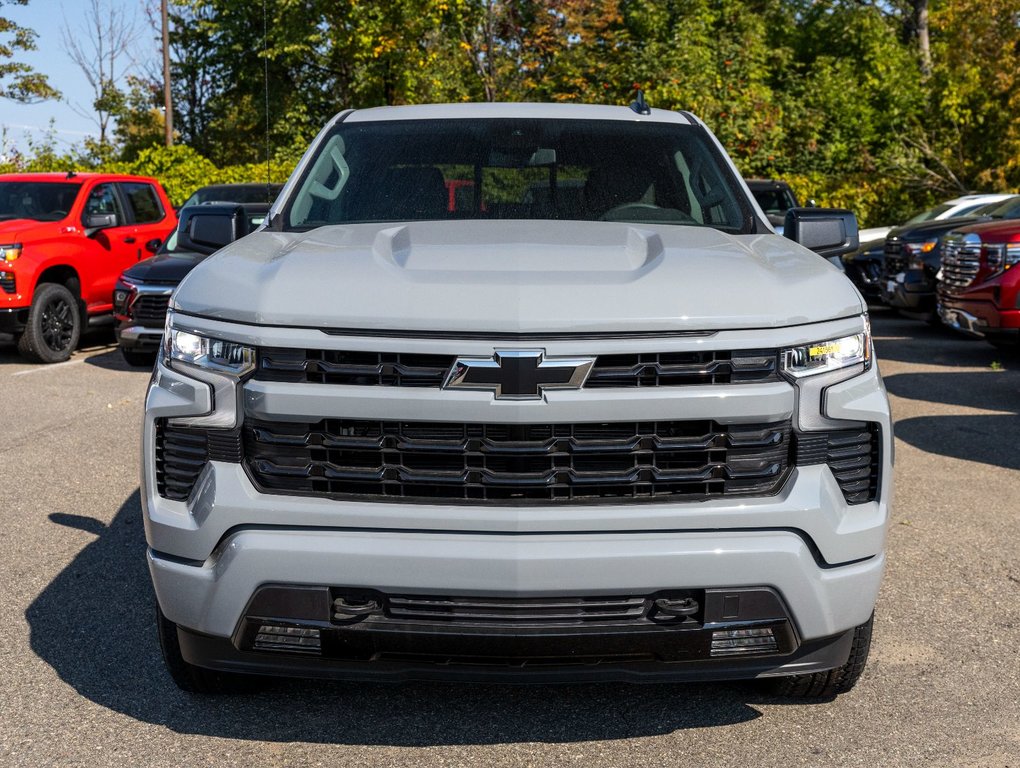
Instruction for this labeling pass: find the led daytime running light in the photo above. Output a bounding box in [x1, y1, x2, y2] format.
[164, 313, 255, 376]
[782, 319, 871, 378]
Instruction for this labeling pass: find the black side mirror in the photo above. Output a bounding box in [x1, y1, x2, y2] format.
[783, 207, 859, 259]
[176, 204, 248, 255]
[84, 212, 118, 236]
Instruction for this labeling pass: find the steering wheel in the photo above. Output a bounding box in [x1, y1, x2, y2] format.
[599, 203, 698, 224]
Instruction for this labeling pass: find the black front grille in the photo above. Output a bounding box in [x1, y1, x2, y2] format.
[585, 349, 777, 387]
[243, 418, 793, 503]
[154, 421, 242, 500]
[382, 594, 655, 625]
[131, 294, 171, 326]
[255, 347, 779, 388]
[884, 239, 906, 276]
[259, 348, 455, 387]
[795, 426, 881, 504]
[0, 272, 14, 294]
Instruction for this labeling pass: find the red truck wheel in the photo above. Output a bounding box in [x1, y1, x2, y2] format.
[17, 283, 82, 363]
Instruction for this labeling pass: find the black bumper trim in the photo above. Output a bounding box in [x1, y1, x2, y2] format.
[176, 624, 855, 684]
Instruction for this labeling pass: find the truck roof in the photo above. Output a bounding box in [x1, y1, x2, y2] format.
[0, 171, 161, 184]
[343, 102, 694, 125]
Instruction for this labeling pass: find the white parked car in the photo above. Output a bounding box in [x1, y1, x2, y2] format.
[859, 193, 1015, 244]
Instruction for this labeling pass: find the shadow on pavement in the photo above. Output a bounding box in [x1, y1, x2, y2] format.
[83, 347, 154, 373]
[27, 491, 774, 745]
[874, 313, 1020, 471]
[871, 311, 1020, 370]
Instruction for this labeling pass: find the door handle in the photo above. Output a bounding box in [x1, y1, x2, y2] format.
[123, 236, 136, 244]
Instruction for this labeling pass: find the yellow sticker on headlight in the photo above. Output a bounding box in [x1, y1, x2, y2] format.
[808, 342, 839, 358]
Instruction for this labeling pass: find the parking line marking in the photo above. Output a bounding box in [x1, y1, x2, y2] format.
[11, 357, 87, 376]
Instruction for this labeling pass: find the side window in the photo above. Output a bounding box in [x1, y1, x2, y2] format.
[82, 184, 124, 225]
[120, 182, 164, 223]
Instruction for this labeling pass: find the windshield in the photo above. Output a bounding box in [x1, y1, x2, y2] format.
[285, 119, 752, 233]
[183, 185, 281, 207]
[904, 203, 953, 225]
[980, 196, 1020, 219]
[0, 181, 81, 222]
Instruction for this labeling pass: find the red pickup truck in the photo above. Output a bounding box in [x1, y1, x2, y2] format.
[0, 172, 177, 362]
[937, 219, 1020, 350]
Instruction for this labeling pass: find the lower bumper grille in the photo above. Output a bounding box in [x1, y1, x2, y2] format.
[0, 272, 14, 294]
[796, 425, 881, 504]
[242, 418, 794, 503]
[154, 421, 241, 501]
[131, 294, 171, 326]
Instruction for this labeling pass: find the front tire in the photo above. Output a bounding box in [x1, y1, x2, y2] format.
[17, 283, 82, 363]
[156, 604, 263, 694]
[763, 614, 874, 698]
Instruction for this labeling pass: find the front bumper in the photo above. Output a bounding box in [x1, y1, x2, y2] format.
[170, 582, 862, 684]
[939, 293, 1020, 342]
[881, 268, 934, 313]
[115, 322, 164, 352]
[0, 307, 29, 335]
[142, 315, 892, 680]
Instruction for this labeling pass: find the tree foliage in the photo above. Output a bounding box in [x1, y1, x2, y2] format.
[11, 0, 1020, 225]
[0, 0, 59, 102]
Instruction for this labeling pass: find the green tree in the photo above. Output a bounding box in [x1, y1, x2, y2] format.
[0, 0, 59, 102]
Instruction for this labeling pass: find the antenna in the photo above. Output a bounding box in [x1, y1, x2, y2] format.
[629, 89, 651, 116]
[263, 0, 271, 193]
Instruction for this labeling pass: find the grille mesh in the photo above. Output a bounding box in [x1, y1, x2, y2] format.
[884, 239, 906, 277]
[0, 272, 14, 294]
[131, 294, 172, 326]
[243, 418, 793, 503]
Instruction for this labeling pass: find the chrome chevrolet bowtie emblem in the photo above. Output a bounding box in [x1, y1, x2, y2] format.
[443, 350, 596, 400]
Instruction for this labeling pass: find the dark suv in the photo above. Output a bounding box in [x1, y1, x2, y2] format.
[114, 203, 269, 365]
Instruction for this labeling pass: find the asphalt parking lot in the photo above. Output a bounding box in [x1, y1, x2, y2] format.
[1, 309, 1018, 768]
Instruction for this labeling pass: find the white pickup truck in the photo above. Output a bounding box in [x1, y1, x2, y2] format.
[143, 101, 891, 697]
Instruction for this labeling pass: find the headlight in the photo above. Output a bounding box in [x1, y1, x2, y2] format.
[986, 243, 1020, 276]
[782, 317, 872, 378]
[1, 244, 21, 262]
[905, 239, 938, 269]
[164, 314, 255, 376]
[113, 277, 135, 312]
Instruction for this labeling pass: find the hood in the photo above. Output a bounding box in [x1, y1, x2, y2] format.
[943, 218, 1020, 242]
[172, 220, 863, 334]
[124, 249, 207, 284]
[0, 218, 58, 242]
[888, 216, 989, 241]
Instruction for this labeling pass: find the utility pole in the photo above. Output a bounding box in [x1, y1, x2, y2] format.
[161, 0, 173, 146]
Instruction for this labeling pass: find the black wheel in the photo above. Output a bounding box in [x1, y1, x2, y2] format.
[120, 347, 158, 368]
[156, 604, 263, 694]
[17, 283, 81, 363]
[763, 614, 874, 698]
